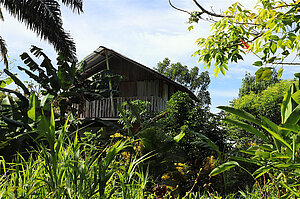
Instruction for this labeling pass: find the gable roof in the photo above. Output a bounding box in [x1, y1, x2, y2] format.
[80, 46, 199, 101]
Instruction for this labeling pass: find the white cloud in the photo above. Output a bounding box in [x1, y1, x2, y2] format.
[58, 0, 213, 68]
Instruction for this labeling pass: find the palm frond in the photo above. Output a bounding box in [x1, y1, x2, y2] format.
[0, 35, 8, 69]
[1, 0, 77, 62]
[60, 0, 83, 13]
[0, 7, 4, 21]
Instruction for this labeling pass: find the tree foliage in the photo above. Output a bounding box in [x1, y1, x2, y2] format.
[170, 0, 300, 79]
[238, 72, 280, 98]
[157, 92, 227, 191]
[226, 78, 291, 144]
[116, 91, 228, 194]
[155, 58, 211, 107]
[212, 76, 300, 198]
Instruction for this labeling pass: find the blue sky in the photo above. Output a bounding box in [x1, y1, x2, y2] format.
[1, 0, 299, 113]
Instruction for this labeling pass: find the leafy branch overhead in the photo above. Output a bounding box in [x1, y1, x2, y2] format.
[169, 0, 300, 79]
[0, 0, 83, 68]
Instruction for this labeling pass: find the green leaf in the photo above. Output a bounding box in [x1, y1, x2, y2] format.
[191, 131, 220, 155]
[50, 105, 55, 137]
[37, 110, 50, 134]
[253, 61, 263, 66]
[188, 25, 194, 31]
[291, 90, 300, 105]
[117, 104, 132, 136]
[270, 43, 277, 54]
[280, 182, 300, 198]
[223, 118, 269, 142]
[17, 66, 43, 85]
[267, 57, 276, 63]
[282, 50, 290, 56]
[255, 68, 264, 81]
[278, 124, 300, 132]
[255, 67, 273, 81]
[255, 150, 270, 159]
[218, 106, 262, 126]
[285, 105, 300, 125]
[28, 93, 36, 121]
[262, 124, 292, 151]
[0, 87, 28, 107]
[231, 156, 261, 165]
[294, 73, 300, 79]
[281, 84, 293, 123]
[4, 69, 30, 95]
[174, 131, 185, 143]
[253, 166, 271, 178]
[271, 153, 290, 159]
[0, 77, 13, 88]
[2, 115, 31, 130]
[214, 66, 220, 77]
[220, 65, 225, 75]
[57, 62, 73, 90]
[270, 35, 279, 41]
[277, 67, 283, 79]
[209, 161, 239, 176]
[20, 52, 40, 72]
[260, 115, 280, 134]
[259, 144, 274, 151]
[261, 69, 273, 80]
[127, 102, 142, 126]
[1, 96, 10, 106]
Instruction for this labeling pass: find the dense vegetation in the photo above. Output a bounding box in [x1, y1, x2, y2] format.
[155, 58, 211, 107]
[0, 50, 298, 198]
[225, 73, 291, 144]
[0, 0, 299, 198]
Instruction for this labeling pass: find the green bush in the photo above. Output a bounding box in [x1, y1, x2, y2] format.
[211, 77, 300, 198]
[227, 80, 292, 145]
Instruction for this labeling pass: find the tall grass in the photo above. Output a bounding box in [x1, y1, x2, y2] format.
[0, 109, 150, 198]
[0, 107, 291, 198]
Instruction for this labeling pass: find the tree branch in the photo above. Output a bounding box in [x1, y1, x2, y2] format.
[168, 0, 191, 15]
[273, 62, 300, 65]
[192, 0, 233, 18]
[222, 33, 264, 51]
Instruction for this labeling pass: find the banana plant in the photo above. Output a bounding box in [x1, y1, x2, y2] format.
[0, 69, 40, 156]
[0, 106, 137, 198]
[18, 46, 122, 123]
[210, 73, 300, 198]
[0, 46, 122, 160]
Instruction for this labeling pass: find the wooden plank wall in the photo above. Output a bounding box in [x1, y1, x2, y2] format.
[75, 96, 167, 119]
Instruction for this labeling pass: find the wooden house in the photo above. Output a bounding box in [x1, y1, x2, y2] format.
[78, 46, 198, 120]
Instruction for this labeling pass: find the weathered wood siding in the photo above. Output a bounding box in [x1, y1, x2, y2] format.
[86, 56, 180, 99]
[75, 96, 167, 119]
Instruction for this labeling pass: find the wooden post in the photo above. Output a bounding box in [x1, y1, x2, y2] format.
[105, 50, 115, 115]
